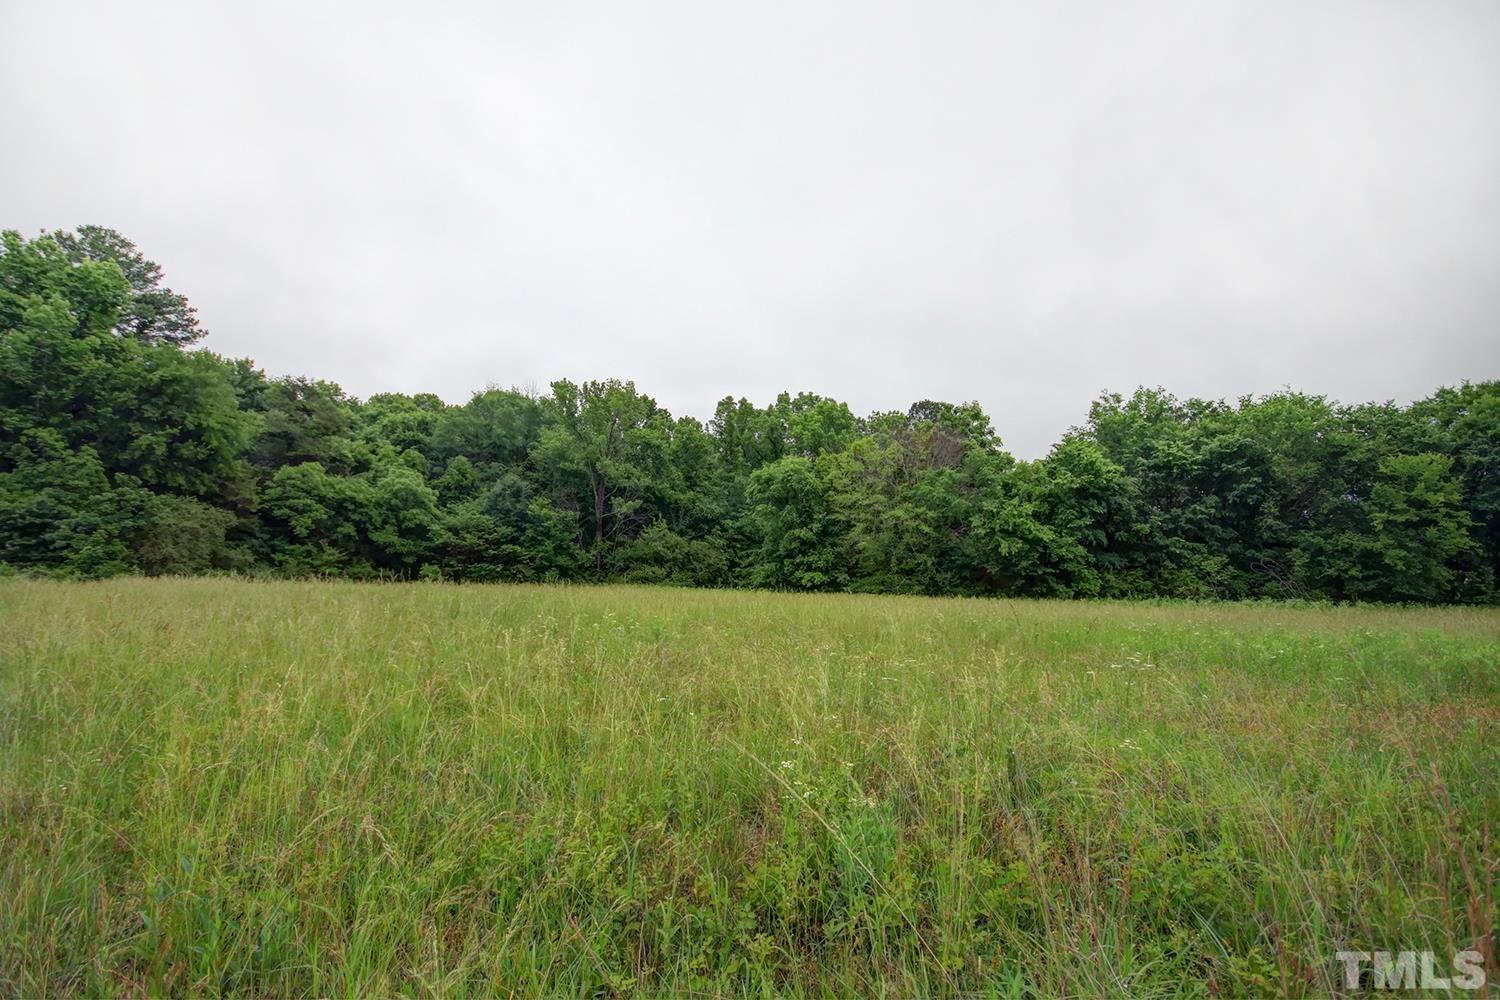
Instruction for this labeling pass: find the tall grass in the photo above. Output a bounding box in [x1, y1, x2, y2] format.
[1, 578, 1496, 996]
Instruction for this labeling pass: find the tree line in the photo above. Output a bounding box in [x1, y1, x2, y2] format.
[3, 227, 1496, 603]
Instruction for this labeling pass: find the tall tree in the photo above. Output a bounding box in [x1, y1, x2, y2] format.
[1361, 453, 1477, 603]
[743, 456, 847, 590]
[535, 379, 660, 566]
[4, 225, 1497, 604]
[249, 377, 357, 475]
[49, 225, 205, 346]
[1, 230, 253, 497]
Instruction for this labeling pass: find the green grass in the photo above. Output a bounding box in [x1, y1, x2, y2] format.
[1, 578, 1497, 997]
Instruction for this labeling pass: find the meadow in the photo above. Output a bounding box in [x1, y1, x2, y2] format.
[1, 578, 1496, 997]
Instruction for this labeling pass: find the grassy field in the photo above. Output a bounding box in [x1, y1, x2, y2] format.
[1, 579, 1496, 997]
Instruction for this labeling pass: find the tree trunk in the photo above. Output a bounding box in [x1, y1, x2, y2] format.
[593, 475, 605, 568]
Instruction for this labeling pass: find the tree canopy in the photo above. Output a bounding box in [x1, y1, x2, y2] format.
[3, 227, 1495, 603]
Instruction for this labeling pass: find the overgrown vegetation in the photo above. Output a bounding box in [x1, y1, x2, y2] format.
[1, 578, 1496, 995]
[3, 227, 1497, 603]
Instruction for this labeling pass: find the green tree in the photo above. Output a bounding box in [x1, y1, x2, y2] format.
[780, 391, 857, 458]
[1410, 382, 1500, 600]
[1360, 453, 1476, 603]
[358, 392, 447, 456]
[535, 379, 661, 567]
[711, 396, 785, 476]
[49, 225, 206, 345]
[822, 400, 1005, 595]
[0, 430, 150, 577]
[440, 474, 580, 582]
[744, 456, 847, 590]
[249, 378, 357, 474]
[613, 520, 729, 587]
[132, 495, 239, 576]
[364, 465, 444, 575]
[1, 232, 255, 497]
[428, 388, 543, 475]
[259, 462, 370, 575]
[434, 455, 481, 505]
[1083, 388, 1273, 598]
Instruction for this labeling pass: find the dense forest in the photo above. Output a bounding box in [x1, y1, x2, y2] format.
[2, 227, 1496, 603]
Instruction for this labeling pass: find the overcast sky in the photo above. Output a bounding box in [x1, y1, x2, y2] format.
[3, 1, 1498, 456]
